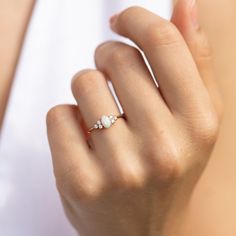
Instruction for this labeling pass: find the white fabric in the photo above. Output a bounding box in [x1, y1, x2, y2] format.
[0, 1, 172, 235]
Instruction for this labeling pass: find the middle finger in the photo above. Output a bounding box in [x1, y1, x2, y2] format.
[95, 41, 172, 130]
[110, 7, 212, 117]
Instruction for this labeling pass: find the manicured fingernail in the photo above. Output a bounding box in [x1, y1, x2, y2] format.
[109, 13, 119, 25]
[190, 0, 199, 29]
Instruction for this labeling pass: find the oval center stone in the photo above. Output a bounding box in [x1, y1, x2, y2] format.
[101, 115, 112, 129]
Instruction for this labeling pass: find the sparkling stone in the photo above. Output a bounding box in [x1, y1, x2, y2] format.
[94, 124, 99, 129]
[101, 115, 112, 129]
[99, 124, 103, 129]
[97, 120, 101, 125]
[111, 119, 115, 124]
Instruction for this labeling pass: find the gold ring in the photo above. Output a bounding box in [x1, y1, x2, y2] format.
[88, 114, 124, 134]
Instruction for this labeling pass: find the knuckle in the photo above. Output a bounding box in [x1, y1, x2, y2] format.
[114, 171, 146, 190]
[57, 168, 105, 203]
[108, 44, 141, 67]
[195, 116, 220, 145]
[190, 109, 220, 145]
[110, 158, 147, 190]
[72, 70, 104, 97]
[148, 143, 183, 183]
[160, 157, 182, 183]
[119, 6, 144, 25]
[70, 182, 103, 203]
[146, 21, 181, 47]
[46, 105, 71, 127]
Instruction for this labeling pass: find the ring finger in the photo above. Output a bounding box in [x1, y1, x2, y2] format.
[71, 69, 146, 186]
[71, 69, 126, 149]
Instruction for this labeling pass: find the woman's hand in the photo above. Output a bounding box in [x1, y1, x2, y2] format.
[47, 1, 222, 236]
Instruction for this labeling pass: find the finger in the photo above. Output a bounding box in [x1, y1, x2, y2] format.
[110, 6, 213, 117]
[171, 0, 223, 116]
[46, 105, 105, 200]
[71, 69, 126, 146]
[95, 41, 172, 130]
[71, 69, 146, 188]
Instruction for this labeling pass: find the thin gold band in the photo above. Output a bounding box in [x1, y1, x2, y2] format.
[88, 114, 125, 134]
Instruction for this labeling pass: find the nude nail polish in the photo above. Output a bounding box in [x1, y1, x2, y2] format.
[109, 14, 119, 25]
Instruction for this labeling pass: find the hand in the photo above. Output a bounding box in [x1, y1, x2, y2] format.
[46, 2, 222, 236]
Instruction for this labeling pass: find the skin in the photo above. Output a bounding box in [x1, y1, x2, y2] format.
[47, 2, 221, 235]
[182, 0, 236, 235]
[0, 0, 35, 128]
[0, 0, 236, 235]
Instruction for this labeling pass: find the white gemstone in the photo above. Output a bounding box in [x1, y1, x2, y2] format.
[99, 124, 103, 129]
[97, 120, 101, 125]
[101, 115, 112, 128]
[94, 124, 99, 129]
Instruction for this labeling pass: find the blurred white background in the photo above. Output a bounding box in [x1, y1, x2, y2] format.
[0, 1, 172, 235]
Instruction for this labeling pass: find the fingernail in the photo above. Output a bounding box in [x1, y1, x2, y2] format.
[190, 0, 199, 29]
[109, 13, 119, 25]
